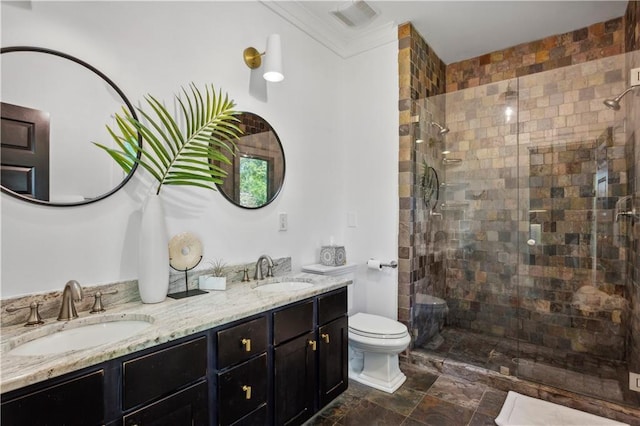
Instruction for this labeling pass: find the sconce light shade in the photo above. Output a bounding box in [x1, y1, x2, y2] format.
[263, 34, 284, 82]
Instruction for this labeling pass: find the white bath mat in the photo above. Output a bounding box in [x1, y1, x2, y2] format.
[495, 391, 629, 426]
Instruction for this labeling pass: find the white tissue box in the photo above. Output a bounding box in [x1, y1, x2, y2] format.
[199, 276, 226, 291]
[320, 245, 346, 266]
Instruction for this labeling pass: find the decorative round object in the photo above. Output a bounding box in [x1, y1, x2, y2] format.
[168, 232, 203, 271]
[421, 160, 439, 211]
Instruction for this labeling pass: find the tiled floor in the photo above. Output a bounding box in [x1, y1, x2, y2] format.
[305, 365, 507, 425]
[417, 327, 639, 407]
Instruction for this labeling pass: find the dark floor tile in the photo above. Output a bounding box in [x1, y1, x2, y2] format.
[426, 375, 486, 410]
[476, 389, 508, 417]
[400, 417, 427, 426]
[304, 414, 338, 426]
[408, 395, 474, 426]
[401, 366, 439, 393]
[337, 399, 407, 426]
[365, 385, 425, 417]
[468, 411, 497, 426]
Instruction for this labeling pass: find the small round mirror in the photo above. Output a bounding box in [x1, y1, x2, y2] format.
[0, 46, 140, 206]
[216, 112, 285, 209]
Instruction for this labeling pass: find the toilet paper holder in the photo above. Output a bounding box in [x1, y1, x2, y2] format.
[381, 260, 398, 268]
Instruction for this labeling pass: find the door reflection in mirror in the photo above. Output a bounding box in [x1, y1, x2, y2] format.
[216, 112, 285, 209]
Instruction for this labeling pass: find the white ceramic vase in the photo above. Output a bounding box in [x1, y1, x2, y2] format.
[138, 193, 169, 303]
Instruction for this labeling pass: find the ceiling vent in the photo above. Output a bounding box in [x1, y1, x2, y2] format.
[331, 1, 379, 28]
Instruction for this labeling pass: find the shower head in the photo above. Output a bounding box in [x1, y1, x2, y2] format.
[603, 86, 637, 111]
[431, 121, 450, 135]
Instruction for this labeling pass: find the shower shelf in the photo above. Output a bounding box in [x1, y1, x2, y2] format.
[443, 158, 463, 165]
[440, 182, 469, 189]
[440, 202, 469, 210]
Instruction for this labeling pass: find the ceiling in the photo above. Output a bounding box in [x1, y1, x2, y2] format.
[262, 1, 629, 63]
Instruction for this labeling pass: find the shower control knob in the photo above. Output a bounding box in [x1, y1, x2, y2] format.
[527, 239, 536, 246]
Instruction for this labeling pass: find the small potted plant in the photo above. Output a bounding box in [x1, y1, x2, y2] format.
[199, 258, 227, 291]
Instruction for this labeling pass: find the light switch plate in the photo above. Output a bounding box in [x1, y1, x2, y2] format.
[630, 372, 640, 392]
[631, 68, 640, 87]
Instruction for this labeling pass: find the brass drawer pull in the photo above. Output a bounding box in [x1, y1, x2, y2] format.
[308, 340, 317, 351]
[242, 385, 252, 399]
[321, 333, 330, 344]
[241, 338, 251, 352]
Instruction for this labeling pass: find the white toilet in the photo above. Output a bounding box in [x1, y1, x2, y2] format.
[302, 263, 411, 393]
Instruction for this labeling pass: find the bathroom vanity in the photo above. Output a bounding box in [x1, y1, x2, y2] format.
[0, 276, 349, 425]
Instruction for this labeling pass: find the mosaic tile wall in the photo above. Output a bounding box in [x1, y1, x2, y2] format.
[625, 1, 640, 52]
[446, 17, 625, 92]
[400, 8, 640, 362]
[442, 53, 631, 359]
[397, 22, 446, 341]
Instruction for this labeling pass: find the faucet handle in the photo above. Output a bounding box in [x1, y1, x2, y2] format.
[240, 268, 251, 282]
[89, 289, 118, 314]
[6, 301, 45, 327]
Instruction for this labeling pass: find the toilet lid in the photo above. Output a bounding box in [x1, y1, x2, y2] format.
[349, 313, 408, 338]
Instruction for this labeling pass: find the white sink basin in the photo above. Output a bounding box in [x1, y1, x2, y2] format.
[8, 317, 153, 356]
[255, 281, 313, 292]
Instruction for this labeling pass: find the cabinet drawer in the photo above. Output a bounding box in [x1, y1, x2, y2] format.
[123, 336, 207, 410]
[217, 315, 267, 369]
[123, 380, 208, 426]
[273, 299, 314, 345]
[230, 403, 267, 426]
[318, 287, 347, 326]
[218, 353, 268, 426]
[1, 369, 104, 426]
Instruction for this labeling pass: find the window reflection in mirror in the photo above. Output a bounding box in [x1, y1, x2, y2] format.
[216, 112, 285, 209]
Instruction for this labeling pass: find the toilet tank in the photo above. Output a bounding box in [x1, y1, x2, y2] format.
[302, 263, 358, 313]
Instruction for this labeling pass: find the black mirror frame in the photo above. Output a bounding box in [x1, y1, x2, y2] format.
[0, 46, 142, 207]
[216, 112, 286, 210]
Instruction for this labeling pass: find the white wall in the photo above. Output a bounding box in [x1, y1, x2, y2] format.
[342, 42, 399, 319]
[1, 1, 398, 313]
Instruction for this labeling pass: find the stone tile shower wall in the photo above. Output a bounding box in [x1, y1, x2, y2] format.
[397, 22, 446, 345]
[443, 53, 630, 359]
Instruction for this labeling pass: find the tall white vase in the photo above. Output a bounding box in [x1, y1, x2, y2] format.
[138, 193, 169, 303]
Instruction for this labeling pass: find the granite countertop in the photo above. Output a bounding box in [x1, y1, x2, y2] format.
[0, 273, 350, 394]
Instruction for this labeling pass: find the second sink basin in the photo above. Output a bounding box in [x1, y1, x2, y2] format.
[8, 316, 153, 356]
[255, 281, 313, 292]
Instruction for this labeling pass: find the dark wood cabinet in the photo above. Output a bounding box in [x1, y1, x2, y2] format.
[218, 353, 268, 425]
[1, 369, 104, 426]
[217, 316, 267, 369]
[318, 316, 349, 407]
[1, 286, 349, 426]
[274, 330, 317, 425]
[123, 336, 207, 411]
[272, 287, 348, 426]
[123, 380, 209, 426]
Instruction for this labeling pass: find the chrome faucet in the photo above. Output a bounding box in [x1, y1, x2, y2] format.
[254, 255, 274, 280]
[57, 280, 83, 321]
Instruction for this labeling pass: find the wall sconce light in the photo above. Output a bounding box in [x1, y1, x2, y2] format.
[243, 34, 284, 82]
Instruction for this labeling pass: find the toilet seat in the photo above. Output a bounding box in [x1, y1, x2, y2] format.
[349, 312, 409, 339]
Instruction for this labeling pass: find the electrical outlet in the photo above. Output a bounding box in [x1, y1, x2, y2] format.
[631, 68, 640, 86]
[630, 372, 640, 392]
[347, 211, 358, 228]
[278, 212, 287, 231]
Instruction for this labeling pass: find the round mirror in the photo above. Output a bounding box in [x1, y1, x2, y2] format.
[216, 112, 285, 209]
[0, 46, 141, 206]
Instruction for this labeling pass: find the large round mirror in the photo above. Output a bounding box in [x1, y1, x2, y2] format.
[216, 112, 285, 209]
[0, 46, 141, 206]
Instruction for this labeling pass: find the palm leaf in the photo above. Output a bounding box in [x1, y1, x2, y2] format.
[94, 83, 241, 195]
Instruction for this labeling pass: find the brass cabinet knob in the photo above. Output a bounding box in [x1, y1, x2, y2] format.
[241, 338, 251, 352]
[321, 333, 330, 344]
[242, 385, 252, 400]
[308, 340, 317, 351]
